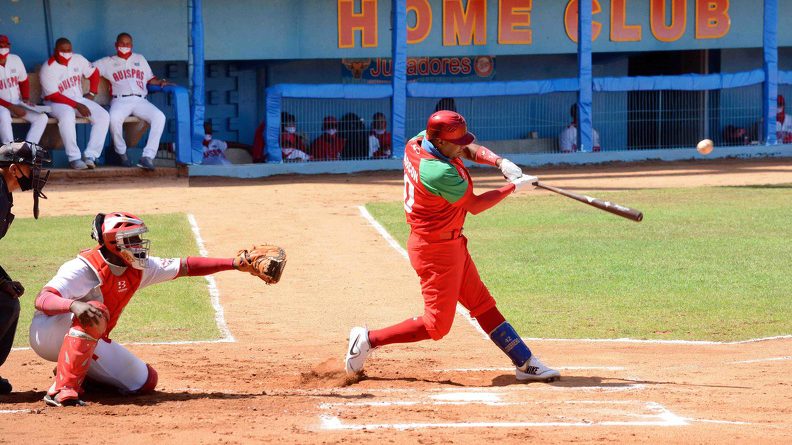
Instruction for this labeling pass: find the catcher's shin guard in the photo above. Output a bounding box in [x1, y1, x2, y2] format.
[48, 304, 108, 405]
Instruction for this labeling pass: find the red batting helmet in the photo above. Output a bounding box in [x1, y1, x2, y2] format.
[91, 212, 150, 270]
[425, 110, 475, 146]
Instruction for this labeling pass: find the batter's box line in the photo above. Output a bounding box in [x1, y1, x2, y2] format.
[318, 400, 748, 431]
[358, 205, 791, 345]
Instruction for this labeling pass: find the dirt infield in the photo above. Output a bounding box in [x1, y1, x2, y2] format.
[1, 158, 791, 444]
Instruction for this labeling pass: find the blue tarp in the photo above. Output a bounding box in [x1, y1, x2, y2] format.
[406, 78, 578, 98]
[780, 71, 792, 85]
[191, 0, 206, 164]
[577, 0, 593, 152]
[763, 0, 778, 144]
[594, 70, 765, 92]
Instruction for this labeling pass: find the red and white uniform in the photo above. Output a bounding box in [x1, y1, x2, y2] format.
[0, 53, 47, 144]
[29, 249, 180, 392]
[39, 54, 109, 162]
[94, 53, 165, 159]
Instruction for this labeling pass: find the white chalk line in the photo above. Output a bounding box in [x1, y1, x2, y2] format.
[437, 366, 625, 372]
[357, 205, 791, 346]
[0, 409, 36, 415]
[730, 355, 792, 364]
[187, 213, 235, 343]
[320, 401, 688, 430]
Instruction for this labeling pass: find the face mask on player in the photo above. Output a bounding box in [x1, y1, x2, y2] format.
[285, 126, 296, 134]
[58, 52, 72, 61]
[779, 107, 784, 114]
[0, 48, 9, 56]
[374, 129, 385, 135]
[116, 46, 132, 55]
[326, 129, 337, 136]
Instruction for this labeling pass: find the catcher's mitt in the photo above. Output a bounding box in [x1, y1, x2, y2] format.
[234, 244, 287, 284]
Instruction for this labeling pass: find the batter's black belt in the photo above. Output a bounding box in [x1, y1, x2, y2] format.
[113, 94, 144, 98]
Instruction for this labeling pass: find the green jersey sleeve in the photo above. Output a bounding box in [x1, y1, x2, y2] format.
[419, 158, 468, 204]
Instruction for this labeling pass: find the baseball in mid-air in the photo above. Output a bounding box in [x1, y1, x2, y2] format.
[696, 139, 714, 155]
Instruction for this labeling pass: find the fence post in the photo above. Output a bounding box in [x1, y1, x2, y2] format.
[763, 0, 778, 145]
[577, 0, 593, 152]
[391, 0, 407, 158]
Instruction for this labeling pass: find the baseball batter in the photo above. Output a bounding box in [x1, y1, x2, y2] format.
[30, 212, 286, 407]
[345, 111, 560, 382]
[94, 33, 169, 171]
[39, 37, 108, 170]
[0, 35, 48, 145]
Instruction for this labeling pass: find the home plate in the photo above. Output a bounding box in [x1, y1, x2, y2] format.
[319, 393, 692, 430]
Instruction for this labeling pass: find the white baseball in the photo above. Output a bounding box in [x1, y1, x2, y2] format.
[696, 139, 714, 155]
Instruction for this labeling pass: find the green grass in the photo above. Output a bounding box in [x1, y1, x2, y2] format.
[366, 186, 792, 341]
[2, 213, 220, 346]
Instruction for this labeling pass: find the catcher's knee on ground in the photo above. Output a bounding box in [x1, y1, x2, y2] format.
[88, 338, 156, 394]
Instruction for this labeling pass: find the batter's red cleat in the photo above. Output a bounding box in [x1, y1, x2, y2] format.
[344, 326, 371, 375]
[44, 387, 86, 407]
[516, 355, 560, 383]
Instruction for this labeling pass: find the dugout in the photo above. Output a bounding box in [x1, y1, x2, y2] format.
[2, 0, 792, 173]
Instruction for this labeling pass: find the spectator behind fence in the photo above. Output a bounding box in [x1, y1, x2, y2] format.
[339, 113, 369, 160]
[370, 112, 392, 158]
[310, 116, 344, 161]
[94, 32, 171, 171]
[39, 37, 109, 170]
[559, 104, 601, 153]
[201, 121, 231, 166]
[279, 112, 310, 162]
[434, 97, 457, 113]
[0, 35, 48, 145]
[777, 95, 792, 143]
[251, 119, 266, 163]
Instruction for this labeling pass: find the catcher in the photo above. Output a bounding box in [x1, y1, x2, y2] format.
[29, 211, 285, 407]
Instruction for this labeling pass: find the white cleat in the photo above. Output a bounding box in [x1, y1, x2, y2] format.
[344, 326, 371, 375]
[516, 355, 560, 383]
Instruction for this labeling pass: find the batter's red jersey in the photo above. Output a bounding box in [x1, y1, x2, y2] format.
[403, 135, 473, 236]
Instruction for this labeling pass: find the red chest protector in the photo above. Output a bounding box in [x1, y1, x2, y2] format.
[78, 247, 143, 335]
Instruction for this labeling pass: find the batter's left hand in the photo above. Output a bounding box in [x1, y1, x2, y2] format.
[511, 174, 538, 192]
[499, 159, 523, 181]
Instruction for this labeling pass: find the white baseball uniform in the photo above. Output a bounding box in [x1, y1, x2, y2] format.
[94, 53, 165, 158]
[29, 255, 180, 393]
[0, 54, 47, 144]
[559, 124, 601, 153]
[202, 137, 231, 165]
[39, 54, 109, 162]
[776, 114, 792, 142]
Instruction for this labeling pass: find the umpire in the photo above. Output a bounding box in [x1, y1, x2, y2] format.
[0, 141, 50, 394]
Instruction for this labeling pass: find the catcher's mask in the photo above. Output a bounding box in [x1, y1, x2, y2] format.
[0, 141, 51, 219]
[91, 212, 151, 270]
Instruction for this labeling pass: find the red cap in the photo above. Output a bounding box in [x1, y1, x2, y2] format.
[0, 35, 9, 45]
[425, 111, 475, 146]
[778, 95, 786, 107]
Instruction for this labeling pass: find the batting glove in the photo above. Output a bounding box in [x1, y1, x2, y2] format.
[499, 159, 523, 181]
[511, 174, 538, 193]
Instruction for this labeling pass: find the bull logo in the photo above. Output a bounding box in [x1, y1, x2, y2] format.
[342, 58, 372, 79]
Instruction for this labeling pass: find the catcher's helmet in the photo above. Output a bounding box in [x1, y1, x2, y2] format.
[91, 212, 150, 270]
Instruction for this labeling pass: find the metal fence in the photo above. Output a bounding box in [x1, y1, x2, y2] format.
[594, 84, 762, 151]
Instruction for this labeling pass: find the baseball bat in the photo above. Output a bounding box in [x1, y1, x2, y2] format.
[535, 181, 644, 222]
